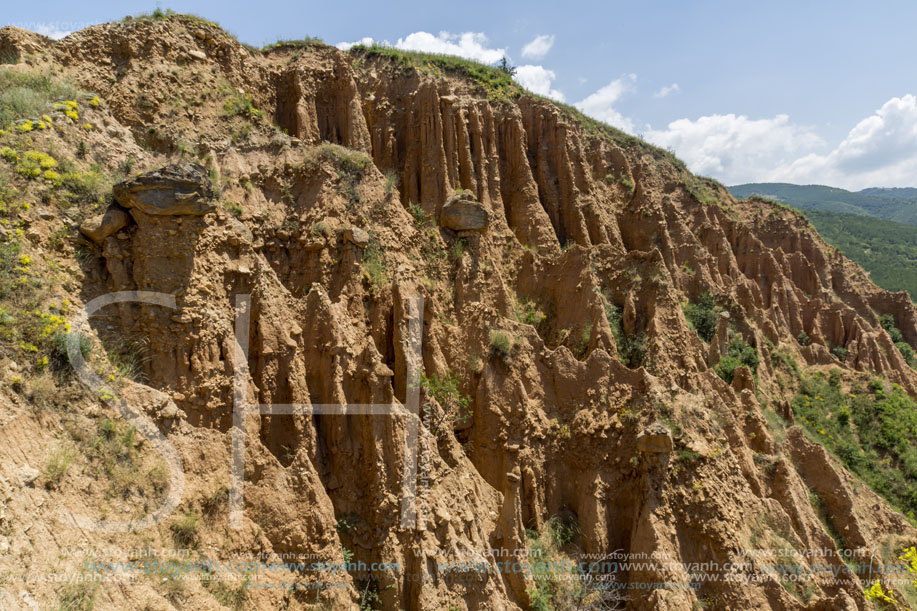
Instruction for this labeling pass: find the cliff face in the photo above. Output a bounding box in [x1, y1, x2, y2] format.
[0, 15, 916, 611]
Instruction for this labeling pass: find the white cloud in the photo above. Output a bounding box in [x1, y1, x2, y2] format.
[336, 36, 376, 51]
[337, 30, 566, 101]
[521, 34, 554, 59]
[772, 95, 917, 189]
[653, 83, 680, 98]
[395, 31, 505, 64]
[337, 31, 505, 64]
[574, 74, 637, 132]
[646, 113, 823, 185]
[514, 65, 564, 101]
[32, 24, 72, 40]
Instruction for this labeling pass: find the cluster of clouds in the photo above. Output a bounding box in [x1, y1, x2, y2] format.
[338, 31, 567, 102]
[337, 30, 917, 190]
[647, 96, 917, 189]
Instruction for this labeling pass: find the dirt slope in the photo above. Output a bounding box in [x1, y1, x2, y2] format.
[0, 14, 915, 611]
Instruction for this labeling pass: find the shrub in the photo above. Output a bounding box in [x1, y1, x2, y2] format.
[261, 37, 324, 51]
[361, 233, 388, 296]
[50, 331, 91, 370]
[407, 202, 430, 227]
[449, 240, 465, 262]
[56, 582, 97, 611]
[222, 200, 243, 217]
[797, 331, 810, 346]
[714, 355, 742, 384]
[223, 93, 263, 120]
[170, 511, 201, 547]
[43, 446, 74, 487]
[576, 324, 592, 357]
[602, 296, 646, 368]
[880, 314, 916, 365]
[489, 330, 513, 357]
[383, 170, 398, 197]
[29, 371, 56, 406]
[715, 335, 758, 383]
[880, 314, 904, 342]
[419, 371, 471, 436]
[730, 336, 759, 370]
[311, 221, 328, 237]
[306, 142, 370, 177]
[830, 345, 848, 362]
[896, 341, 915, 366]
[495, 56, 517, 76]
[515, 298, 546, 327]
[682, 293, 718, 342]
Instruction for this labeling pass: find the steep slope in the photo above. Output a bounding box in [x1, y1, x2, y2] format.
[0, 14, 916, 611]
[799, 210, 917, 300]
[729, 184, 917, 300]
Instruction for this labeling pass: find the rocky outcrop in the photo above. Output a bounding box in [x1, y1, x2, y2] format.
[78, 204, 131, 244]
[439, 190, 489, 231]
[636, 422, 674, 453]
[113, 162, 215, 215]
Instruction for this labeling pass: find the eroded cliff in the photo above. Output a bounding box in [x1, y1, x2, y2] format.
[0, 14, 915, 611]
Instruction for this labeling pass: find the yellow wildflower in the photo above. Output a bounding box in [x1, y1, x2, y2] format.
[0, 147, 18, 163]
[864, 580, 898, 605]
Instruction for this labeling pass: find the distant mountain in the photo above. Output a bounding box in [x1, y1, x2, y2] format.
[729, 182, 917, 226]
[728, 183, 917, 299]
[861, 187, 917, 199]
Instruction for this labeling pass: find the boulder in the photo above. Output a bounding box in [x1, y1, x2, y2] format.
[18, 465, 39, 485]
[343, 226, 370, 247]
[636, 422, 674, 454]
[113, 162, 215, 215]
[79, 204, 131, 245]
[440, 190, 488, 231]
[80, 204, 131, 246]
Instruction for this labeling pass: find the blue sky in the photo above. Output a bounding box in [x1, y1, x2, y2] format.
[5, 0, 917, 189]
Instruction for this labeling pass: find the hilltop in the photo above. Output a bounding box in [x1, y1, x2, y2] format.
[0, 13, 916, 610]
[729, 182, 917, 225]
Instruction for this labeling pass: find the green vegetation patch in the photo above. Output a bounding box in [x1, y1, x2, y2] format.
[260, 37, 324, 51]
[804, 210, 917, 300]
[793, 373, 917, 521]
[600, 293, 646, 368]
[683, 292, 719, 342]
[714, 334, 759, 384]
[419, 371, 472, 436]
[350, 44, 522, 100]
[880, 314, 916, 366]
[0, 69, 81, 128]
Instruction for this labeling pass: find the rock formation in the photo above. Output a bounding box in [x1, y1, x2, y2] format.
[0, 14, 914, 611]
